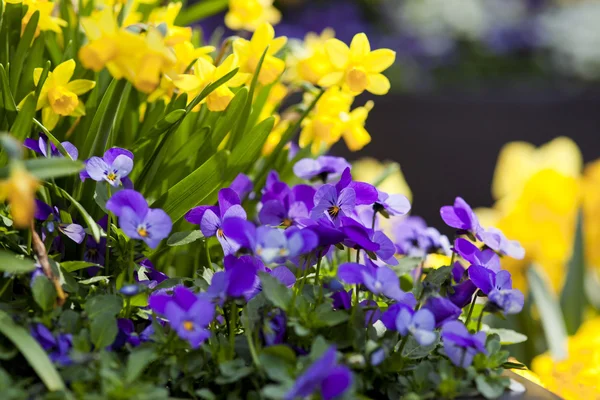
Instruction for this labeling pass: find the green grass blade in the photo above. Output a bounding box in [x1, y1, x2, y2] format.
[9, 10, 38, 95]
[560, 210, 586, 334]
[10, 92, 36, 141]
[175, 0, 228, 26]
[0, 157, 84, 180]
[228, 116, 274, 177]
[50, 185, 102, 243]
[0, 310, 66, 391]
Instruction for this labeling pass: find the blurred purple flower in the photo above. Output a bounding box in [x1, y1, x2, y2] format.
[285, 346, 352, 400]
[441, 321, 487, 368]
[375, 190, 411, 216]
[337, 262, 412, 302]
[440, 197, 481, 233]
[340, 217, 397, 265]
[35, 200, 85, 244]
[293, 156, 351, 182]
[422, 296, 461, 327]
[136, 259, 168, 289]
[30, 324, 72, 366]
[468, 266, 524, 314]
[380, 300, 417, 330]
[24, 133, 78, 159]
[230, 173, 253, 201]
[396, 308, 437, 346]
[111, 319, 142, 349]
[106, 190, 172, 249]
[478, 227, 525, 260]
[205, 255, 261, 303]
[393, 216, 451, 257]
[454, 238, 500, 272]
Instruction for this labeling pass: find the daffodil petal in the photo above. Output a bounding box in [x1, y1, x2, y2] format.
[194, 58, 216, 81]
[325, 38, 350, 69]
[318, 71, 344, 88]
[269, 36, 287, 55]
[363, 49, 396, 73]
[350, 33, 370, 60]
[66, 79, 96, 95]
[42, 107, 60, 131]
[251, 23, 275, 51]
[366, 73, 390, 95]
[173, 74, 202, 92]
[52, 59, 76, 86]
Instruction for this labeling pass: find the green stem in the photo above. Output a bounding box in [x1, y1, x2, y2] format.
[313, 253, 323, 286]
[397, 335, 409, 356]
[464, 291, 479, 328]
[371, 210, 377, 230]
[476, 309, 485, 332]
[243, 318, 262, 373]
[105, 184, 112, 278]
[0, 277, 14, 298]
[229, 302, 238, 359]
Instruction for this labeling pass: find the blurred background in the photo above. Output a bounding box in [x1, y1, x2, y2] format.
[198, 0, 600, 396]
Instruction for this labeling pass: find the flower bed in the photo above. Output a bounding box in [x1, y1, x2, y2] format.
[0, 0, 537, 398]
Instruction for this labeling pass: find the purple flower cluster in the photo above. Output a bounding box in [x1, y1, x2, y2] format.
[30, 324, 73, 366]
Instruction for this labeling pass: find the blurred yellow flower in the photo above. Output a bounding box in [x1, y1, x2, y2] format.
[351, 158, 412, 202]
[478, 137, 583, 292]
[21, 0, 66, 36]
[583, 160, 600, 272]
[294, 29, 336, 85]
[262, 115, 290, 156]
[147, 2, 191, 46]
[225, 0, 281, 32]
[319, 33, 395, 95]
[532, 316, 600, 399]
[34, 59, 96, 130]
[233, 22, 287, 85]
[0, 164, 39, 229]
[174, 54, 249, 112]
[340, 99, 373, 151]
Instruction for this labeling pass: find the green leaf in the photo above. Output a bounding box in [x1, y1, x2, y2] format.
[0, 158, 83, 180]
[175, 0, 228, 25]
[186, 68, 239, 114]
[132, 108, 185, 151]
[423, 266, 452, 287]
[167, 230, 204, 246]
[60, 261, 102, 273]
[151, 150, 229, 224]
[17, 35, 45, 101]
[81, 78, 128, 159]
[0, 310, 65, 391]
[259, 271, 292, 311]
[314, 304, 349, 327]
[90, 314, 118, 350]
[9, 10, 39, 94]
[51, 186, 102, 243]
[210, 87, 248, 149]
[228, 116, 275, 176]
[10, 93, 36, 140]
[527, 265, 568, 360]
[560, 210, 586, 335]
[401, 335, 440, 359]
[0, 250, 36, 273]
[486, 328, 527, 345]
[32, 118, 75, 159]
[260, 345, 295, 383]
[0, 64, 17, 115]
[86, 294, 123, 320]
[475, 375, 510, 400]
[126, 347, 158, 383]
[32, 276, 57, 312]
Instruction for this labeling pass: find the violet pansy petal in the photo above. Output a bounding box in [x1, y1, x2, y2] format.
[468, 265, 495, 295]
[34, 200, 54, 220]
[291, 184, 316, 211]
[320, 366, 352, 400]
[172, 286, 198, 312]
[222, 204, 247, 221]
[60, 223, 86, 244]
[106, 189, 148, 218]
[337, 188, 356, 214]
[338, 263, 370, 285]
[112, 154, 134, 178]
[349, 182, 378, 205]
[62, 141, 79, 160]
[259, 199, 286, 226]
[229, 173, 253, 200]
[494, 270, 513, 290]
[288, 201, 309, 221]
[188, 296, 215, 326]
[118, 207, 143, 240]
[293, 158, 321, 180]
[218, 188, 241, 216]
[412, 308, 436, 331]
[395, 307, 413, 336]
[200, 210, 221, 237]
[24, 138, 41, 153]
[144, 208, 172, 240]
[185, 205, 218, 225]
[85, 157, 110, 182]
[148, 293, 172, 314]
[222, 217, 255, 250]
[271, 266, 296, 287]
[384, 193, 411, 215]
[104, 147, 134, 165]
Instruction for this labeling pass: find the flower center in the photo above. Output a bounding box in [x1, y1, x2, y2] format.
[48, 86, 79, 116]
[346, 67, 368, 93]
[279, 248, 288, 256]
[137, 226, 149, 237]
[106, 171, 118, 182]
[217, 228, 225, 238]
[327, 205, 341, 218]
[282, 218, 293, 227]
[183, 320, 194, 331]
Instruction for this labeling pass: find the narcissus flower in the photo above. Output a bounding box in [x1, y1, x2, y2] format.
[294, 29, 336, 85]
[21, 0, 67, 36]
[233, 23, 287, 85]
[225, 0, 281, 32]
[0, 163, 39, 228]
[174, 54, 249, 112]
[320, 33, 396, 95]
[34, 59, 95, 130]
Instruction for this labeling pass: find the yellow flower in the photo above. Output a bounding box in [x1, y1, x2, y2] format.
[225, 0, 281, 32]
[0, 164, 39, 229]
[340, 100, 373, 151]
[262, 115, 290, 156]
[34, 59, 96, 130]
[233, 22, 287, 85]
[294, 29, 336, 85]
[132, 27, 177, 94]
[319, 33, 395, 95]
[299, 87, 353, 154]
[147, 2, 191, 46]
[583, 160, 600, 272]
[21, 0, 67, 36]
[174, 54, 249, 112]
[532, 317, 600, 399]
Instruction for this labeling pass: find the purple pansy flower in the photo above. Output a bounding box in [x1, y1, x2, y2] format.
[395, 308, 437, 346]
[478, 227, 525, 260]
[285, 346, 353, 400]
[111, 319, 142, 349]
[230, 173, 253, 201]
[311, 184, 356, 225]
[82, 147, 134, 187]
[393, 216, 451, 257]
[303, 217, 347, 248]
[448, 279, 478, 309]
[332, 289, 353, 310]
[222, 218, 318, 264]
[468, 266, 524, 314]
[340, 217, 397, 265]
[186, 188, 247, 255]
[260, 184, 315, 228]
[454, 238, 501, 272]
[30, 324, 73, 366]
[205, 255, 261, 303]
[374, 190, 411, 216]
[136, 259, 168, 289]
[361, 299, 382, 327]
[24, 133, 78, 159]
[441, 321, 487, 368]
[261, 311, 287, 346]
[422, 296, 462, 328]
[440, 197, 481, 233]
[149, 286, 215, 348]
[35, 200, 85, 244]
[336, 168, 378, 206]
[337, 262, 413, 302]
[293, 156, 351, 182]
[380, 300, 417, 330]
[106, 189, 172, 249]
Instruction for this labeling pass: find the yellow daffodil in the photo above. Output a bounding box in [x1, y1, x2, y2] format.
[319, 33, 395, 95]
[299, 87, 353, 154]
[0, 163, 39, 228]
[225, 0, 281, 32]
[174, 54, 249, 112]
[295, 29, 336, 85]
[21, 0, 66, 36]
[532, 316, 600, 399]
[340, 100, 373, 151]
[132, 27, 177, 94]
[147, 2, 191, 46]
[34, 59, 96, 130]
[583, 159, 600, 272]
[262, 115, 290, 156]
[233, 22, 287, 85]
